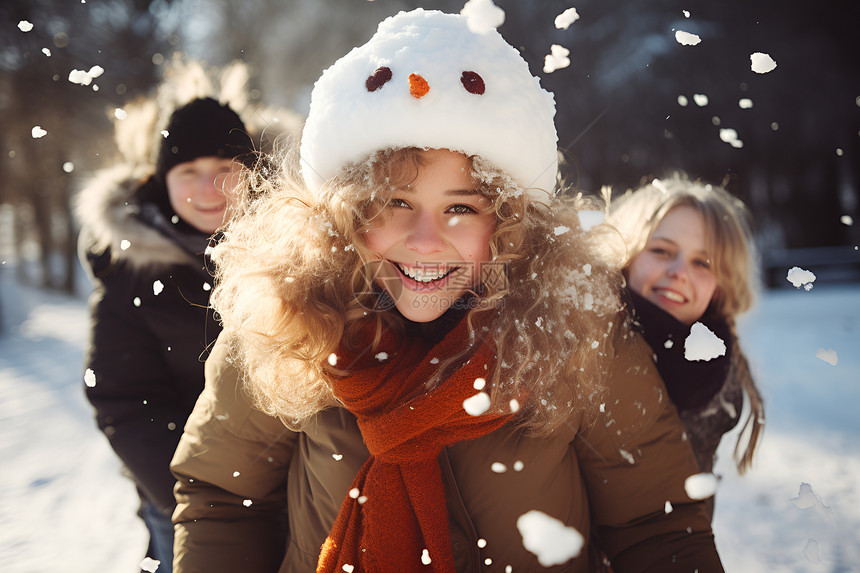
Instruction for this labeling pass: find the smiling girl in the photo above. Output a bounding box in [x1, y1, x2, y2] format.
[606, 176, 765, 502]
[170, 10, 723, 572]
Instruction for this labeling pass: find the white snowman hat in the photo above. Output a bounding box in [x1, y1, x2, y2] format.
[300, 8, 558, 201]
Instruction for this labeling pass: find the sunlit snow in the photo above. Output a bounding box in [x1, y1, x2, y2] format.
[68, 66, 105, 86]
[554, 8, 580, 30]
[553, 225, 571, 236]
[114, 108, 128, 120]
[739, 98, 753, 109]
[463, 391, 491, 416]
[83, 368, 96, 388]
[678, 94, 689, 106]
[516, 510, 583, 566]
[327, 353, 338, 366]
[840, 215, 853, 226]
[685, 472, 718, 500]
[750, 52, 777, 74]
[375, 352, 388, 361]
[460, 0, 505, 34]
[140, 557, 160, 572]
[719, 128, 743, 149]
[543, 45, 571, 73]
[786, 266, 816, 290]
[693, 94, 708, 106]
[815, 348, 838, 366]
[31, 126, 47, 139]
[684, 322, 726, 361]
[675, 30, 701, 46]
[18, 20, 34, 32]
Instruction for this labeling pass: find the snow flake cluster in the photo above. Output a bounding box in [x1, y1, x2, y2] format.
[68, 66, 105, 87]
[684, 472, 717, 500]
[517, 510, 584, 566]
[543, 45, 571, 74]
[460, 0, 505, 35]
[750, 52, 778, 74]
[815, 348, 838, 366]
[674, 30, 701, 46]
[786, 266, 816, 290]
[554, 8, 580, 30]
[684, 322, 726, 362]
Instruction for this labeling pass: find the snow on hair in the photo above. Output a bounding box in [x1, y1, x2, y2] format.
[211, 142, 625, 432]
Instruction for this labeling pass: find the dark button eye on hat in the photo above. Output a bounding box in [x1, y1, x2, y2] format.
[156, 97, 251, 179]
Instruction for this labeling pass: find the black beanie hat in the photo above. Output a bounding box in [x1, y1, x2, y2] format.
[156, 97, 251, 179]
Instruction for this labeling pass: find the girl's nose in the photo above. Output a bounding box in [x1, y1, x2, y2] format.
[666, 257, 688, 278]
[404, 212, 445, 254]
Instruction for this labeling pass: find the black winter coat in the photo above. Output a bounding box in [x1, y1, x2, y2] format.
[77, 170, 221, 513]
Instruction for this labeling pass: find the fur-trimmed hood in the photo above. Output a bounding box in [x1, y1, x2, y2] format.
[75, 162, 199, 269]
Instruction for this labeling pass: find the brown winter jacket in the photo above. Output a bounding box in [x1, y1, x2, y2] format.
[171, 331, 724, 572]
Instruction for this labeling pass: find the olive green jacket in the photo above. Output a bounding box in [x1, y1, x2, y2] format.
[171, 332, 723, 572]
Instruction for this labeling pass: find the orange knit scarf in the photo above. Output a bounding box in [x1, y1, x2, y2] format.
[317, 317, 512, 573]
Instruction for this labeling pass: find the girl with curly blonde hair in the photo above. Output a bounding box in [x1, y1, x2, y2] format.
[170, 9, 724, 573]
[606, 176, 765, 501]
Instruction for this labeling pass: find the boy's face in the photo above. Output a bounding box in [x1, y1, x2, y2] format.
[627, 205, 718, 325]
[362, 149, 496, 323]
[165, 156, 239, 234]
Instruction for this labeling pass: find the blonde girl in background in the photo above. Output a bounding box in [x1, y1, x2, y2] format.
[606, 176, 765, 516]
[170, 9, 724, 572]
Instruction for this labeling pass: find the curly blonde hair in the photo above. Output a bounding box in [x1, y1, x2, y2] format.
[211, 140, 625, 433]
[605, 175, 765, 473]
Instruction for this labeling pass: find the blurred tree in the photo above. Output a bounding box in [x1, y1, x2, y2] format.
[1, 0, 180, 293]
[2, 0, 858, 297]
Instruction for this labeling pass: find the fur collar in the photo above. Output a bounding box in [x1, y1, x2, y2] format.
[75, 163, 198, 268]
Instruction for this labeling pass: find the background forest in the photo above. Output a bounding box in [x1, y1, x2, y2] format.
[1, 0, 859, 297]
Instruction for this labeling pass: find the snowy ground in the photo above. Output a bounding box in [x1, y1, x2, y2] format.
[1, 262, 858, 573]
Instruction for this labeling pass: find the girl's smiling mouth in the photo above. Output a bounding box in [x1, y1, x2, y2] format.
[393, 261, 459, 291]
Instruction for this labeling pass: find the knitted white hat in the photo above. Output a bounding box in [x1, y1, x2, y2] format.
[300, 8, 558, 201]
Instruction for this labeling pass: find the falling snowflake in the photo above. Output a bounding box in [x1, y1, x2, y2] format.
[815, 348, 838, 366]
[750, 52, 777, 74]
[460, 0, 505, 35]
[543, 45, 571, 73]
[463, 392, 491, 416]
[554, 8, 580, 30]
[516, 510, 583, 566]
[674, 30, 701, 46]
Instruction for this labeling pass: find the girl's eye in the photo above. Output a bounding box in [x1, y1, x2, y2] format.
[448, 204, 478, 215]
[649, 247, 671, 257]
[693, 259, 711, 269]
[389, 198, 410, 209]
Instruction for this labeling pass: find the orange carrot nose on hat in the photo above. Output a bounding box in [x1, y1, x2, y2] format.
[299, 8, 559, 202]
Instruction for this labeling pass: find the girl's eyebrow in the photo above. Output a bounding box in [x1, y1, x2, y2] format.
[650, 236, 710, 258]
[398, 187, 481, 197]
